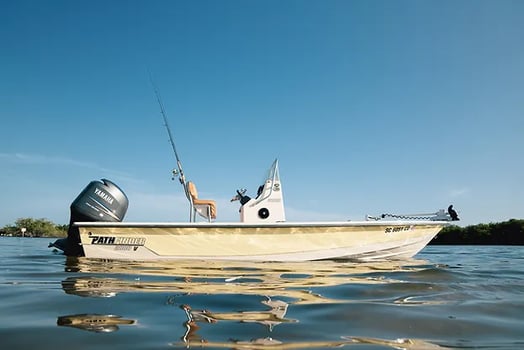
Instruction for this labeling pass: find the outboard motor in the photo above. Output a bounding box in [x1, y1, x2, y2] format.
[50, 179, 128, 256]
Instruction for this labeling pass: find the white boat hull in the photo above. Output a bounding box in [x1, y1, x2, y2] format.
[76, 221, 445, 261]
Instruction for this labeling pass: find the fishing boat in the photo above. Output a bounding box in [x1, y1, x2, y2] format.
[49, 86, 458, 261]
[49, 158, 457, 261]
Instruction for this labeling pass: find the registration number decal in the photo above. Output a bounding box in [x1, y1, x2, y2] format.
[385, 226, 414, 233]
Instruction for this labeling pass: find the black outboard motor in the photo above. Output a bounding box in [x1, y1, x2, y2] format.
[50, 179, 128, 256]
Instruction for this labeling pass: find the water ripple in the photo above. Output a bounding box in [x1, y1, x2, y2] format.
[1, 238, 523, 349]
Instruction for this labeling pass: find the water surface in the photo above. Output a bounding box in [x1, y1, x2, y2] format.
[1, 238, 523, 349]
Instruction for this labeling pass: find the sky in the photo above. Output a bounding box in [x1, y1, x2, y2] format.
[1, 0, 523, 227]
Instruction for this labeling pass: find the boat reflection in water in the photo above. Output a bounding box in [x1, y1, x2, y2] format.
[61, 257, 445, 348]
[187, 337, 446, 349]
[57, 314, 136, 333]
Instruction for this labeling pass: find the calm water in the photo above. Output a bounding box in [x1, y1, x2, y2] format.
[1, 238, 523, 349]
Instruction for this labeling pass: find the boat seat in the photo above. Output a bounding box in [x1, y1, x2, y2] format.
[187, 182, 217, 221]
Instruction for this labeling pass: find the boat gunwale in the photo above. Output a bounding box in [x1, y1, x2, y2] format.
[74, 220, 448, 228]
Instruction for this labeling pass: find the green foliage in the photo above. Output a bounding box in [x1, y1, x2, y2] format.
[0, 218, 68, 238]
[431, 219, 524, 245]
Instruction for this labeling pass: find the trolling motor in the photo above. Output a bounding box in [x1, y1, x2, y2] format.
[49, 179, 129, 256]
[366, 205, 460, 221]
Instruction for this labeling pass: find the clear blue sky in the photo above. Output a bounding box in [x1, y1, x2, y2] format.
[1, 0, 523, 227]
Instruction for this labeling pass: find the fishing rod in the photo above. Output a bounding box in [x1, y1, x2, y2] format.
[149, 76, 186, 186]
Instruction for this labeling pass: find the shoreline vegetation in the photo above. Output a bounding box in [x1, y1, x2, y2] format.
[430, 219, 524, 245]
[0, 217, 523, 245]
[0, 218, 68, 238]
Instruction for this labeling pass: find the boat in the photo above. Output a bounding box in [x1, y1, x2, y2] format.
[49, 158, 457, 261]
[49, 87, 458, 261]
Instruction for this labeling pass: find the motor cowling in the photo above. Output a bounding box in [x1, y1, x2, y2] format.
[53, 179, 129, 256]
[70, 179, 128, 223]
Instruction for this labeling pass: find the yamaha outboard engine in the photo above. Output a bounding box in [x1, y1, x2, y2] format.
[50, 179, 128, 256]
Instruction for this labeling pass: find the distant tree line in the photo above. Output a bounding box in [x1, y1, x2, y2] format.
[430, 219, 524, 245]
[0, 218, 67, 238]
